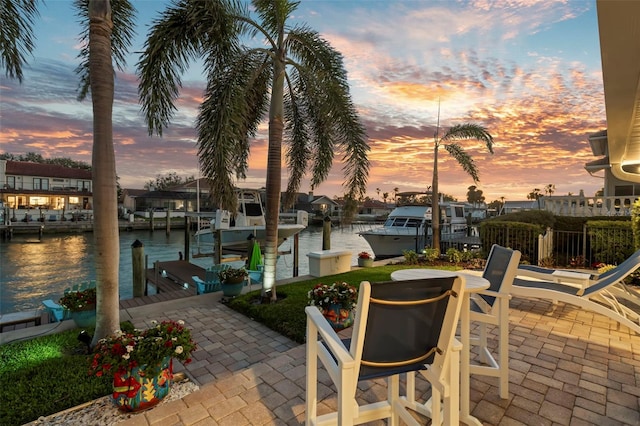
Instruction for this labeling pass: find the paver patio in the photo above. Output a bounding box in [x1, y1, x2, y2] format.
[113, 286, 640, 426]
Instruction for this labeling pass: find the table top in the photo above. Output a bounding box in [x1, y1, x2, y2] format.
[390, 269, 489, 292]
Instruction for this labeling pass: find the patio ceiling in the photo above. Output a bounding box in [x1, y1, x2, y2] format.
[597, 0, 640, 181]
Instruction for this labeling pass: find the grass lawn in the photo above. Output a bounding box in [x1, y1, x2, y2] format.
[0, 263, 461, 425]
[228, 263, 460, 343]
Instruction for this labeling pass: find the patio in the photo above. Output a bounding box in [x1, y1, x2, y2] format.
[105, 287, 640, 426]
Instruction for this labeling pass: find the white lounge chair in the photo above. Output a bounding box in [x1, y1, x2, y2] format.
[513, 257, 640, 335]
[306, 276, 466, 425]
[518, 249, 640, 288]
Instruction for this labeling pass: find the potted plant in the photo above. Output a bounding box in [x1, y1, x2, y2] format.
[307, 281, 358, 330]
[357, 251, 373, 267]
[89, 319, 196, 412]
[59, 287, 97, 328]
[218, 266, 248, 297]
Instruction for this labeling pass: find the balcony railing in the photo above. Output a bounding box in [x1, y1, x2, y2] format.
[542, 195, 638, 217]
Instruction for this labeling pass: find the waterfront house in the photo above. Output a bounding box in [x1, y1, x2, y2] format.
[0, 160, 93, 222]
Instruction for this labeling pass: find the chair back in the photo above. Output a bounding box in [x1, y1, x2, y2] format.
[352, 276, 465, 380]
[208, 264, 230, 281]
[479, 245, 521, 309]
[205, 269, 221, 283]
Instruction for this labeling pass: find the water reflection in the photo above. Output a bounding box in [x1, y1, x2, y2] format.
[0, 225, 376, 314]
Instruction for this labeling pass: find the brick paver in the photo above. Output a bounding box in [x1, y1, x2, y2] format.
[107, 285, 640, 425]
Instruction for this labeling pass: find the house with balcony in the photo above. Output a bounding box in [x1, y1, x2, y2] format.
[0, 160, 93, 222]
[542, 129, 639, 217]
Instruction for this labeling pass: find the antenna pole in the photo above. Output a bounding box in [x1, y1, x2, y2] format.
[435, 98, 441, 141]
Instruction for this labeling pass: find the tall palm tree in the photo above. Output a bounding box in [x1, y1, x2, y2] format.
[1, 0, 135, 343]
[430, 124, 493, 250]
[137, 0, 369, 301]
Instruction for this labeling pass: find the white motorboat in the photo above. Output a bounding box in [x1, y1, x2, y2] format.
[359, 192, 468, 259]
[194, 189, 308, 253]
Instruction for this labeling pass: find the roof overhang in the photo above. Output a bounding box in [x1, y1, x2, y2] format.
[585, 156, 610, 173]
[597, 0, 640, 183]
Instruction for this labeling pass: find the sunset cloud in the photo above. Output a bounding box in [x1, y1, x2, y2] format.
[0, 0, 606, 203]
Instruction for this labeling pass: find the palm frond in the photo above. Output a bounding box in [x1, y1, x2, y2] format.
[137, 0, 239, 136]
[283, 71, 311, 207]
[443, 143, 480, 182]
[285, 26, 369, 199]
[198, 48, 272, 210]
[440, 123, 494, 154]
[74, 0, 137, 101]
[0, 0, 40, 83]
[252, 0, 299, 36]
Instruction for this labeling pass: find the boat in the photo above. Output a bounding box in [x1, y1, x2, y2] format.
[358, 192, 469, 259]
[194, 189, 308, 255]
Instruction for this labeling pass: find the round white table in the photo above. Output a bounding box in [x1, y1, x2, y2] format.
[390, 268, 489, 426]
[391, 269, 488, 292]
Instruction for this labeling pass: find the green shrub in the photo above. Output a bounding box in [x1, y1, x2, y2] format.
[460, 250, 475, 262]
[488, 210, 556, 228]
[587, 220, 634, 264]
[422, 248, 440, 262]
[402, 249, 419, 265]
[445, 248, 462, 263]
[632, 199, 640, 250]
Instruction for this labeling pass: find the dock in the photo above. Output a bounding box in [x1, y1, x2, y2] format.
[1, 260, 208, 331]
[0, 310, 49, 333]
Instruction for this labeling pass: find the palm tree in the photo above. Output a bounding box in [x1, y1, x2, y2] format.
[430, 124, 493, 250]
[527, 188, 542, 209]
[1, 0, 136, 343]
[137, 0, 369, 301]
[545, 183, 556, 196]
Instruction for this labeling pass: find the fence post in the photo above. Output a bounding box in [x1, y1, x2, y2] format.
[582, 223, 588, 267]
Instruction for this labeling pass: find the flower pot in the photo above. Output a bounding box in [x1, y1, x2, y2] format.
[69, 308, 96, 328]
[358, 258, 373, 267]
[221, 280, 245, 297]
[112, 357, 173, 412]
[322, 303, 354, 330]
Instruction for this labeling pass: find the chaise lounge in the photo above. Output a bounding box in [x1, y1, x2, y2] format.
[513, 254, 640, 335]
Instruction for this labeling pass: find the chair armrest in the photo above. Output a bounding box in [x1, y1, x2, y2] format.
[452, 337, 463, 351]
[476, 289, 510, 299]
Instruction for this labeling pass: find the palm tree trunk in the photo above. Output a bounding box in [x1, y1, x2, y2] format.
[89, 0, 120, 343]
[432, 143, 441, 251]
[263, 50, 286, 302]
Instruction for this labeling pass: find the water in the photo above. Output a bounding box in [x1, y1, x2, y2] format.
[0, 224, 378, 314]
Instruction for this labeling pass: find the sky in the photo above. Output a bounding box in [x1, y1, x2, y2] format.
[0, 0, 608, 204]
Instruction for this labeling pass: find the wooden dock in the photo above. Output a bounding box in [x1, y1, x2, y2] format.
[119, 261, 205, 309]
[1, 261, 210, 331]
[0, 310, 49, 333]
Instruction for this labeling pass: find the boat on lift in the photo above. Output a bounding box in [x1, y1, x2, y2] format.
[194, 188, 308, 254]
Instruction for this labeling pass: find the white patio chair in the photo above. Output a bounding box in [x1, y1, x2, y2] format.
[518, 248, 640, 289]
[468, 244, 521, 399]
[512, 266, 640, 335]
[306, 276, 466, 426]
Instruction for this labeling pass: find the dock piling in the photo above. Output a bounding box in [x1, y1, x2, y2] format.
[132, 240, 145, 298]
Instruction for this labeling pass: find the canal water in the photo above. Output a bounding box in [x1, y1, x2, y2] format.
[0, 224, 378, 314]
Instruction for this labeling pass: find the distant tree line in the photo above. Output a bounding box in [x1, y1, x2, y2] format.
[0, 152, 91, 170]
[144, 172, 195, 191]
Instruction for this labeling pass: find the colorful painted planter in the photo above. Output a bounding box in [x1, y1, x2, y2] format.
[112, 357, 173, 412]
[322, 303, 354, 330]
